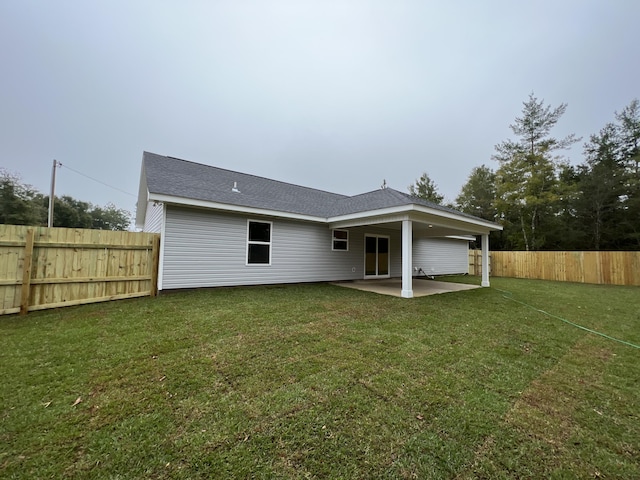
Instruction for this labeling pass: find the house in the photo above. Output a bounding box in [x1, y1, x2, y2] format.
[135, 152, 501, 297]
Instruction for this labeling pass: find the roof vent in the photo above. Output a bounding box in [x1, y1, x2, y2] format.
[231, 181, 240, 193]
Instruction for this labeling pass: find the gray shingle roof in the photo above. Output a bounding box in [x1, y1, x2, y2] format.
[142, 151, 492, 223]
[143, 151, 347, 217]
[328, 188, 479, 219]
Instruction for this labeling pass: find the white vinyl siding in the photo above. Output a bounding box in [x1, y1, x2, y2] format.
[161, 206, 402, 289]
[412, 237, 469, 276]
[143, 202, 164, 233]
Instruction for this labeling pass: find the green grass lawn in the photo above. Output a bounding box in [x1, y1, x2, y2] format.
[1, 277, 639, 479]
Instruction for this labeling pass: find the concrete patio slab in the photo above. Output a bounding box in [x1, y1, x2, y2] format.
[331, 278, 481, 298]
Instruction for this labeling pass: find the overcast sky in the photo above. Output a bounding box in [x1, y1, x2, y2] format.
[1, 1, 638, 221]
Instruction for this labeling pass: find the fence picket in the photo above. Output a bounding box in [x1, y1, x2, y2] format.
[0, 225, 160, 315]
[470, 250, 640, 286]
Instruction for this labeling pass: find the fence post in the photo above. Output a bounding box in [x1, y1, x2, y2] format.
[20, 229, 35, 315]
[150, 235, 161, 297]
[471, 249, 480, 276]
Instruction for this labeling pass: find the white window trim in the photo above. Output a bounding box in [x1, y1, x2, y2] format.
[332, 229, 349, 251]
[246, 219, 272, 266]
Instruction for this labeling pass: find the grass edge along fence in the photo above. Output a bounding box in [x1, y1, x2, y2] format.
[470, 249, 640, 286]
[0, 225, 160, 315]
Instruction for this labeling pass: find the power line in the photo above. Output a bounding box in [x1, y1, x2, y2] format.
[58, 162, 137, 197]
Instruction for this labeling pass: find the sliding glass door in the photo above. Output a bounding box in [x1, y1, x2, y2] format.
[364, 235, 390, 277]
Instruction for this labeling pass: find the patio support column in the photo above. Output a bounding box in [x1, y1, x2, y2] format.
[401, 219, 413, 298]
[481, 233, 490, 287]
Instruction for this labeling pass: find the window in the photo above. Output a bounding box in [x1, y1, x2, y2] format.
[332, 229, 348, 251]
[247, 220, 272, 265]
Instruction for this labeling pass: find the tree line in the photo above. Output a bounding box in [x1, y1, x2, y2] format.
[0, 169, 131, 230]
[5, 94, 638, 244]
[410, 94, 640, 251]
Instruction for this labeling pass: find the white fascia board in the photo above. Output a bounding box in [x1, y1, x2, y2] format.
[134, 200, 146, 229]
[134, 163, 149, 229]
[327, 205, 413, 225]
[328, 204, 502, 232]
[408, 205, 502, 231]
[329, 213, 410, 229]
[148, 193, 327, 223]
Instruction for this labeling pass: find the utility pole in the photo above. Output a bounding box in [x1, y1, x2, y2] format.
[48, 159, 58, 227]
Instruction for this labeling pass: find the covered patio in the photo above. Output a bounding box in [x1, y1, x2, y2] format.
[332, 277, 481, 298]
[328, 206, 501, 298]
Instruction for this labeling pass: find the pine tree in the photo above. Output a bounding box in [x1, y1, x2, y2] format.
[493, 93, 579, 250]
[408, 172, 444, 204]
[575, 123, 626, 249]
[455, 165, 496, 221]
[615, 99, 640, 247]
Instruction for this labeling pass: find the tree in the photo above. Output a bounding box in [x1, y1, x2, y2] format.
[493, 93, 579, 250]
[41, 196, 131, 230]
[494, 148, 561, 250]
[499, 94, 578, 157]
[408, 172, 444, 204]
[455, 165, 497, 221]
[574, 123, 626, 249]
[616, 99, 640, 179]
[549, 163, 584, 250]
[91, 203, 131, 231]
[40, 195, 93, 229]
[615, 99, 640, 247]
[0, 169, 46, 226]
[0, 168, 131, 230]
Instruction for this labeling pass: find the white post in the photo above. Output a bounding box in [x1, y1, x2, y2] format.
[481, 233, 490, 287]
[401, 219, 413, 298]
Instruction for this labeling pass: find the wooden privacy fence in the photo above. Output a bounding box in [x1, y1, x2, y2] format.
[468, 249, 491, 276]
[0, 225, 160, 315]
[471, 250, 640, 286]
